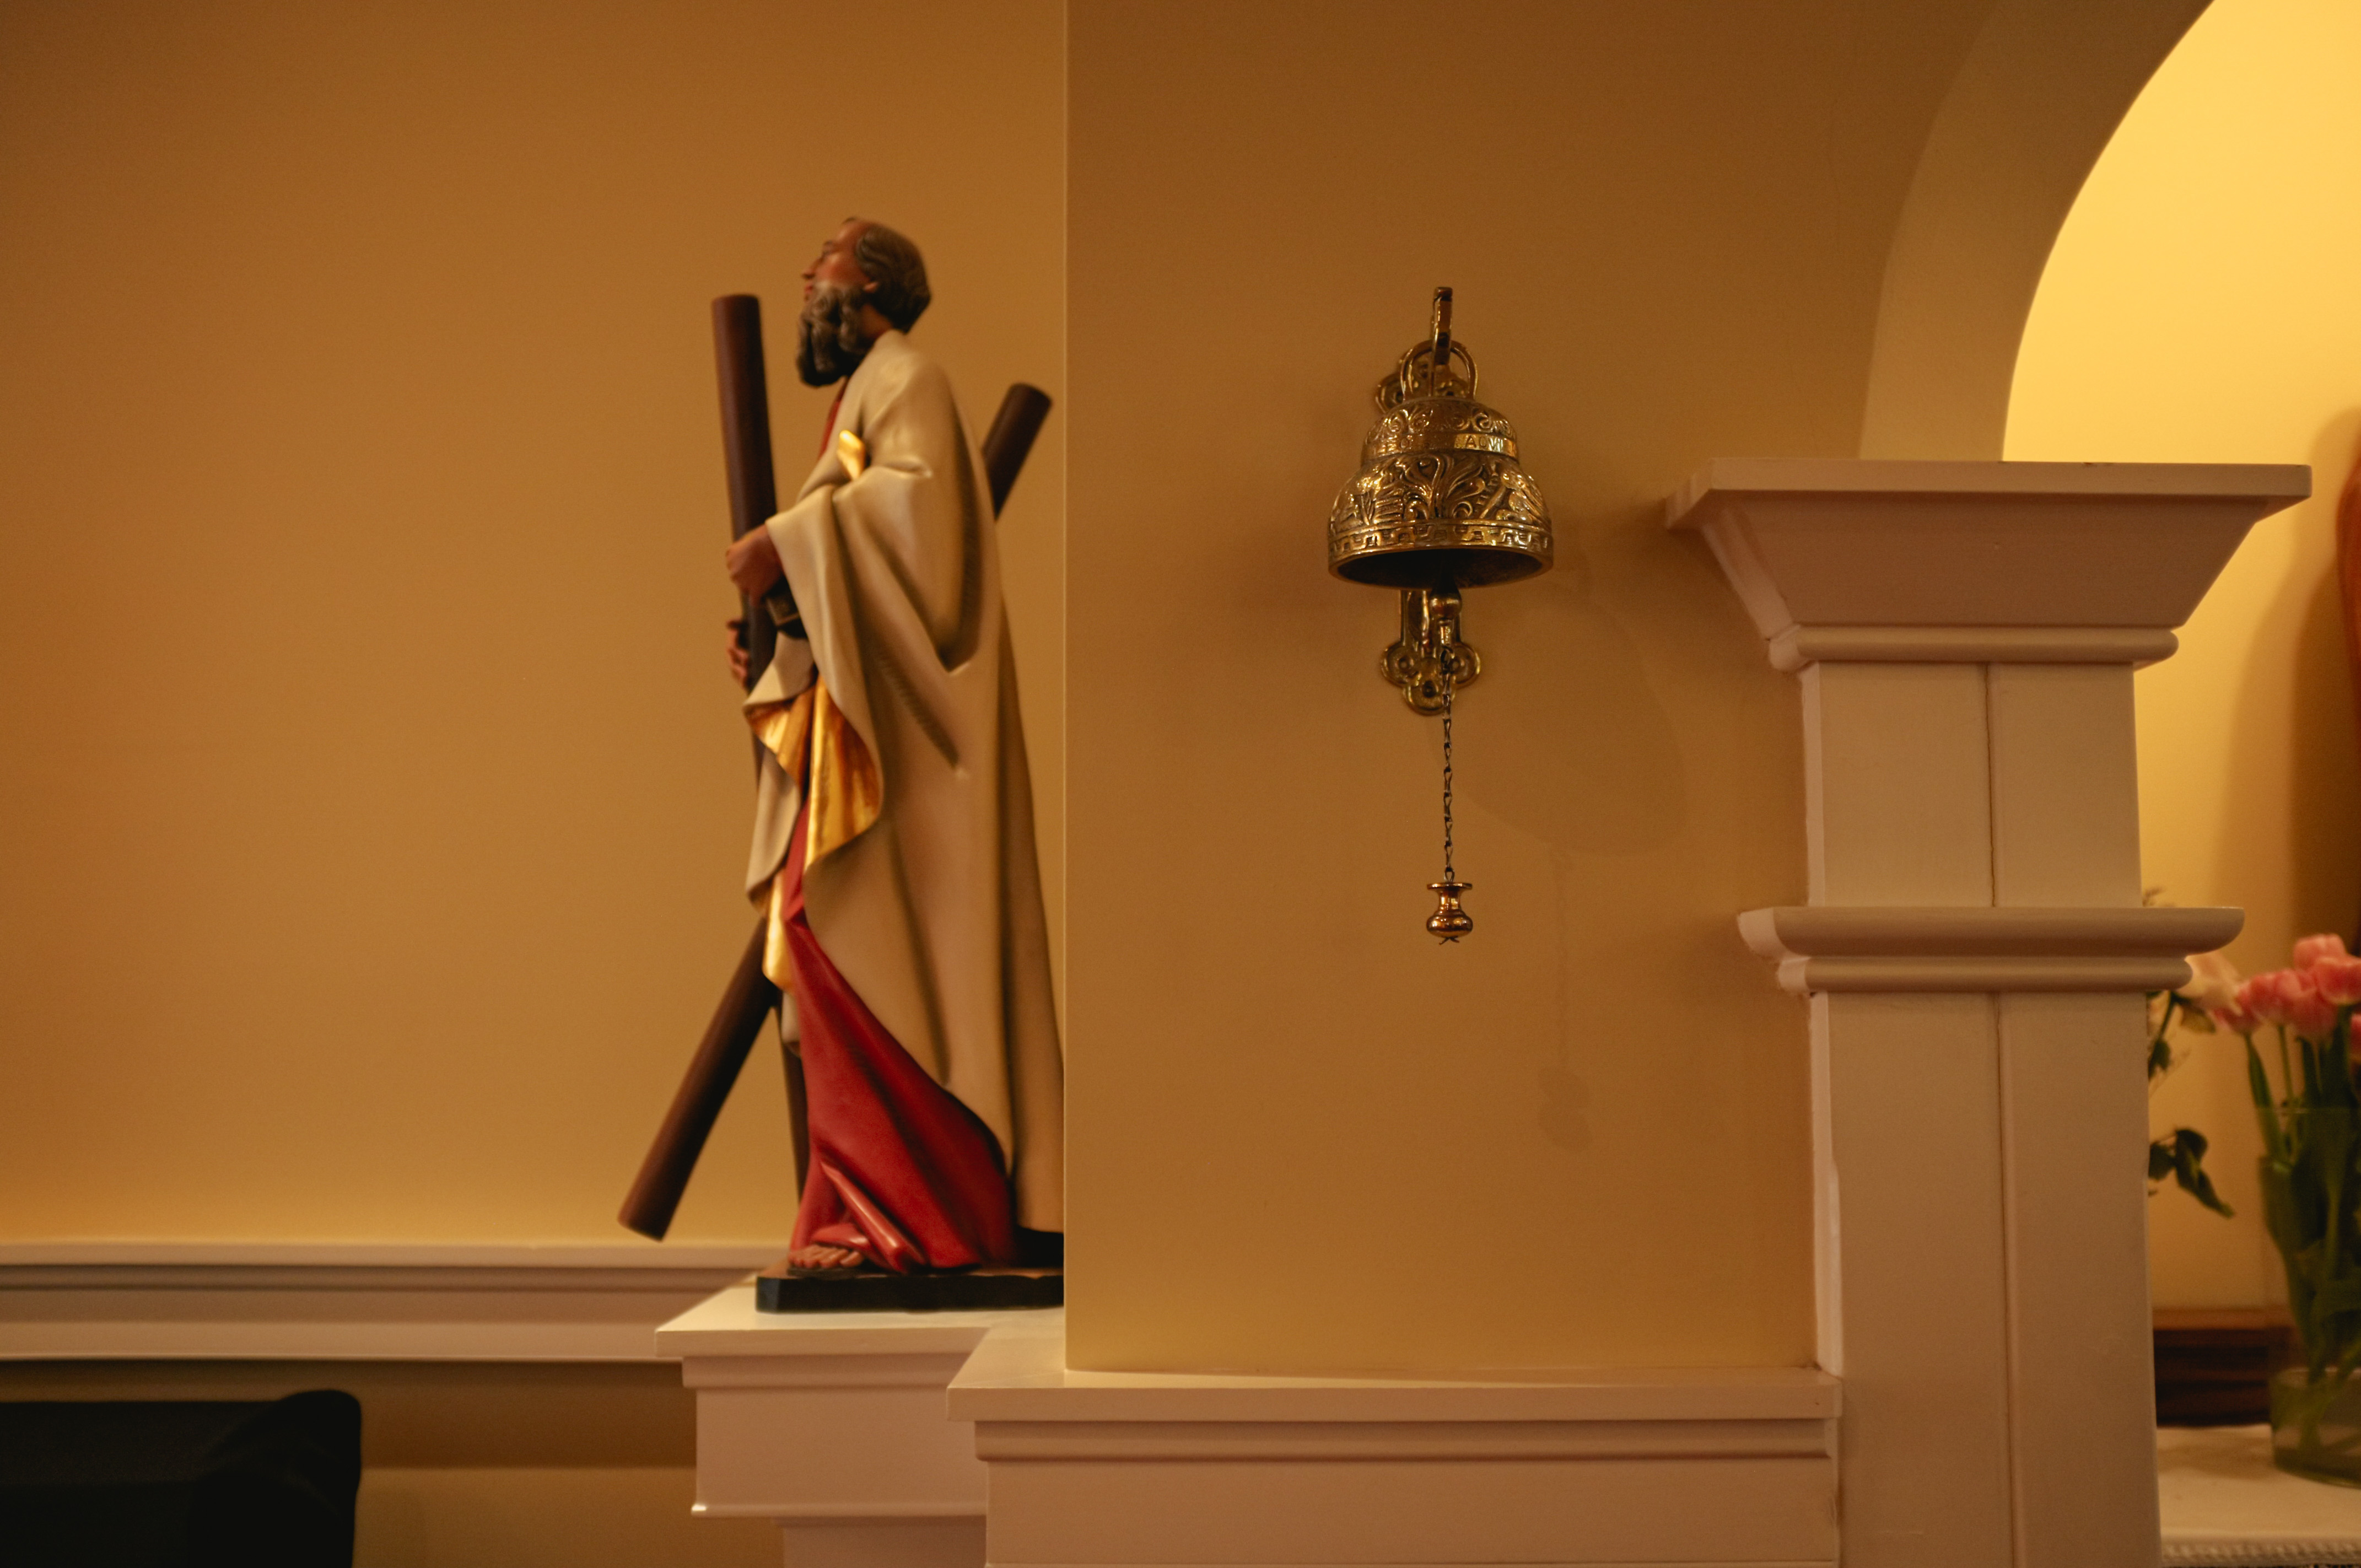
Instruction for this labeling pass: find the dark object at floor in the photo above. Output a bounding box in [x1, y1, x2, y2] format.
[0, 1390, 360, 1566]
[1015, 1227, 1064, 1269]
[2155, 1309, 2294, 1426]
[757, 1264, 1063, 1313]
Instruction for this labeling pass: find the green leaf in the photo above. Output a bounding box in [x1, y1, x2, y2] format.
[2189, 1168, 2234, 1217]
[2156, 1128, 2234, 1217]
[2252, 1042, 2289, 1160]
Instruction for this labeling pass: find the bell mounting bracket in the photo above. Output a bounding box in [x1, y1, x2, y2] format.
[1381, 586, 1481, 714]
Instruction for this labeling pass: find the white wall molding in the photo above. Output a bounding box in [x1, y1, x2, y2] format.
[2163, 1547, 2361, 1567]
[1767, 626, 2179, 670]
[1765, 956, 2187, 993]
[1674, 459, 2303, 1568]
[0, 1241, 777, 1362]
[947, 1316, 1838, 1568]
[1739, 905, 2243, 994]
[1739, 906, 2242, 957]
[972, 1418, 1830, 1461]
[0, 1240, 780, 1270]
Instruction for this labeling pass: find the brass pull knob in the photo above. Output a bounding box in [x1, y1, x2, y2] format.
[1427, 881, 1474, 942]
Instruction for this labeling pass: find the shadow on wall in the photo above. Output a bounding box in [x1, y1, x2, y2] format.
[2282, 411, 2361, 942]
[1452, 510, 1689, 858]
[1436, 503, 1718, 1159]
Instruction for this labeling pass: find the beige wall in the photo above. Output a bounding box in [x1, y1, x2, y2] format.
[0, 0, 1064, 1244]
[1059, 0, 2103, 1375]
[2, 0, 2232, 1388]
[2007, 0, 2361, 1308]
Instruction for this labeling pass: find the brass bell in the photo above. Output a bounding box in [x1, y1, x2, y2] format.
[1332, 288, 1554, 942]
[1329, 287, 1552, 714]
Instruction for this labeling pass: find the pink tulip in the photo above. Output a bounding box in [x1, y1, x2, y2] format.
[2296, 933, 2352, 971]
[2210, 998, 2265, 1035]
[2317, 955, 2361, 1008]
[2286, 973, 2338, 1040]
[2241, 971, 2297, 1027]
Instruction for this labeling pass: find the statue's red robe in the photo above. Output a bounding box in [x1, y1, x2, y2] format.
[741, 331, 1062, 1270]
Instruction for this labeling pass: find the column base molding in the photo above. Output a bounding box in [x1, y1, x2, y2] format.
[949, 1318, 1839, 1568]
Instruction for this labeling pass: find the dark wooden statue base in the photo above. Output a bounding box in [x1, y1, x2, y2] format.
[754, 1263, 1063, 1314]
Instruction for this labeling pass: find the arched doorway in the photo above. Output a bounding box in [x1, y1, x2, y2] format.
[2007, 0, 2361, 1310]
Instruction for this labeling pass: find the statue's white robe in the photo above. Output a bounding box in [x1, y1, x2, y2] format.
[742, 330, 1063, 1232]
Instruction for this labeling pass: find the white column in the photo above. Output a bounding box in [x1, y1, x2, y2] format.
[1671, 459, 2306, 1568]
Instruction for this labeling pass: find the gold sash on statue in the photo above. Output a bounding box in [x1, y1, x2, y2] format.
[748, 679, 882, 991]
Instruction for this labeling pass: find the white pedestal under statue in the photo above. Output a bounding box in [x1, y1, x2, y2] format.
[655, 1288, 1033, 1568]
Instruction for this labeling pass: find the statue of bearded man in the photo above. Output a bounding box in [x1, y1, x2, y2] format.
[722, 218, 1063, 1276]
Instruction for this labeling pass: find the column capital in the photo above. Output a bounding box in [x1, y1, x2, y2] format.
[1665, 459, 2308, 665]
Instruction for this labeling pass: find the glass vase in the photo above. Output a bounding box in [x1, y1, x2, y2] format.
[2271, 1366, 2361, 1486]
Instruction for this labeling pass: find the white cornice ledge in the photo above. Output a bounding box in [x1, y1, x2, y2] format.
[1663, 459, 2309, 661]
[0, 1241, 777, 1362]
[1738, 906, 2244, 995]
[1766, 624, 2179, 671]
[1664, 457, 2310, 518]
[2162, 1543, 2361, 1566]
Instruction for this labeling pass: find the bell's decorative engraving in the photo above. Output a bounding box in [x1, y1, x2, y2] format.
[1328, 301, 1553, 596]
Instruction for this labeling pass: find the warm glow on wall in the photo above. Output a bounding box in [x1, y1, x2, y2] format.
[2008, 0, 2361, 1307]
[0, 2, 1065, 1246]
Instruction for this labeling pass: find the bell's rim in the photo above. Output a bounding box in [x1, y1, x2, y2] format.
[1328, 538, 1554, 590]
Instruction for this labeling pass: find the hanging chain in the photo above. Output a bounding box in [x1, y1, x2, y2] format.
[1441, 678, 1457, 882]
[1422, 619, 1474, 941]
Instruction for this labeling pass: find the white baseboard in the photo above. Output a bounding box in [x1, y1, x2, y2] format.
[0, 1240, 781, 1362]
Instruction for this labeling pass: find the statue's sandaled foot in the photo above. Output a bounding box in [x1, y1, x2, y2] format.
[785, 1242, 872, 1278]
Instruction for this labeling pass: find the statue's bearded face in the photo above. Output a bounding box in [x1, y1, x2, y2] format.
[796, 280, 873, 387]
